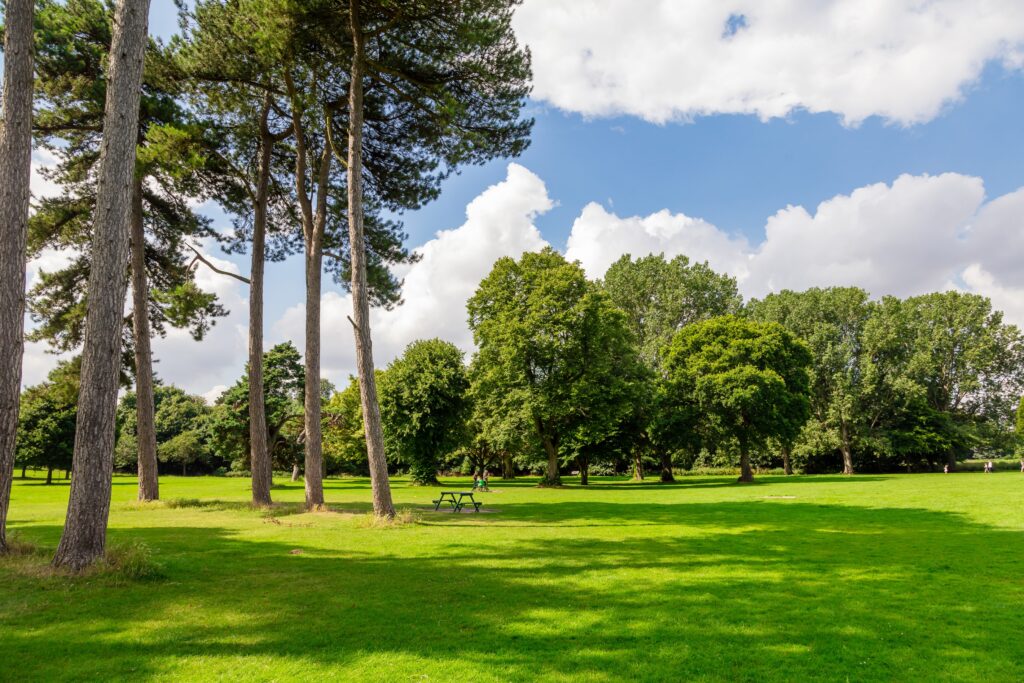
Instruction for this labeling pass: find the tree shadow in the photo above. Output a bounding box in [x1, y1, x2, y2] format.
[3, 499, 1023, 681]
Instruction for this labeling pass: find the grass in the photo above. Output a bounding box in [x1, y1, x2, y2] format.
[3, 472, 1024, 682]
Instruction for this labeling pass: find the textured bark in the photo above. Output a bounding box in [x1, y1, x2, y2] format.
[283, 73, 329, 511]
[348, 2, 395, 517]
[839, 421, 855, 475]
[249, 101, 274, 508]
[782, 445, 793, 476]
[535, 417, 561, 486]
[291, 464, 300, 482]
[738, 444, 754, 483]
[130, 180, 159, 501]
[0, 0, 35, 555]
[578, 457, 589, 486]
[501, 453, 515, 480]
[53, 0, 152, 571]
[659, 451, 675, 483]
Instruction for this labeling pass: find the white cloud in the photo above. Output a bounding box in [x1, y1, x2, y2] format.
[513, 0, 1024, 125]
[563, 171, 1024, 327]
[565, 202, 750, 281]
[271, 163, 553, 382]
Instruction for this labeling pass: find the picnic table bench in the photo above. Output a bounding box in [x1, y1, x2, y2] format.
[433, 490, 482, 513]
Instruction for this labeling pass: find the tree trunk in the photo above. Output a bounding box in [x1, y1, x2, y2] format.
[782, 445, 793, 476]
[248, 102, 274, 508]
[302, 242, 325, 509]
[21, 466, 27, 479]
[46, 467, 53, 486]
[0, 0, 35, 555]
[738, 441, 754, 483]
[348, 2, 395, 518]
[65, 469, 70, 480]
[291, 464, 300, 482]
[501, 452, 515, 480]
[534, 416, 560, 486]
[579, 456, 589, 486]
[946, 448, 957, 472]
[632, 450, 644, 481]
[659, 451, 675, 483]
[53, 0, 151, 572]
[839, 421, 854, 475]
[130, 180, 159, 502]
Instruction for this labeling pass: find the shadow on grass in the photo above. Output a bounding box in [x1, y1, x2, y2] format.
[3, 499, 1023, 681]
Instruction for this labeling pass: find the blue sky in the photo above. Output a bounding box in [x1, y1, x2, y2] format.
[22, 1, 1024, 396]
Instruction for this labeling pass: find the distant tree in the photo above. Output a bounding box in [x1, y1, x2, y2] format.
[747, 287, 873, 474]
[207, 342, 305, 472]
[116, 385, 212, 471]
[662, 316, 812, 482]
[602, 253, 740, 481]
[0, 0, 36, 554]
[323, 376, 370, 476]
[378, 340, 471, 485]
[469, 249, 639, 486]
[17, 360, 80, 485]
[159, 431, 208, 476]
[1017, 397, 1024, 455]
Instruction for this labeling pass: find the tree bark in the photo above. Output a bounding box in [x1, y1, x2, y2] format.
[248, 101, 274, 508]
[578, 456, 589, 486]
[46, 467, 53, 486]
[659, 451, 675, 483]
[291, 464, 300, 482]
[839, 420, 854, 475]
[53, 0, 152, 572]
[534, 416, 560, 486]
[945, 448, 957, 472]
[782, 445, 793, 476]
[130, 180, 159, 502]
[283, 67, 332, 513]
[348, 1, 395, 518]
[21, 466, 27, 479]
[501, 452, 515, 480]
[738, 441, 754, 483]
[0, 0, 35, 555]
[632, 450, 644, 481]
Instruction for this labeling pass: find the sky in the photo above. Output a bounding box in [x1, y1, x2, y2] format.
[21, 0, 1024, 401]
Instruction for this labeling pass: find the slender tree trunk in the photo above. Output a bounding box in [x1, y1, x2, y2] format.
[659, 451, 675, 483]
[46, 467, 53, 486]
[182, 461, 186, 477]
[945, 448, 957, 472]
[21, 466, 27, 479]
[782, 445, 793, 476]
[249, 105, 274, 508]
[840, 420, 854, 475]
[53, 0, 151, 572]
[501, 452, 515, 480]
[738, 441, 754, 483]
[303, 241, 325, 509]
[579, 456, 589, 486]
[291, 464, 300, 482]
[348, 2, 395, 518]
[0, 0, 35, 555]
[130, 180, 159, 502]
[65, 469, 70, 480]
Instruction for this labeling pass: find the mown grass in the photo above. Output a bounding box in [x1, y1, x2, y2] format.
[2, 472, 1023, 681]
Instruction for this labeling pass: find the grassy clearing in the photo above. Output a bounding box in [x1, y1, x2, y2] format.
[3, 472, 1024, 681]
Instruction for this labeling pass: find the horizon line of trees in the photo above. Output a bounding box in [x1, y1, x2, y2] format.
[16, 249, 1022, 489]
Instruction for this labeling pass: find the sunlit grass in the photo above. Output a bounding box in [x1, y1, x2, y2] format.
[3, 471, 1024, 681]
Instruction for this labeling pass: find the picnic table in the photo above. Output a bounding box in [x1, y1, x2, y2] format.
[433, 490, 482, 513]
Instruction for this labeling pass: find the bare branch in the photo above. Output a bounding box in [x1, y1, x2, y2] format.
[184, 243, 250, 284]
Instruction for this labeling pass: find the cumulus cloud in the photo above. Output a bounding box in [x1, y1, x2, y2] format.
[271, 163, 553, 383]
[513, 0, 1024, 125]
[563, 171, 1024, 327]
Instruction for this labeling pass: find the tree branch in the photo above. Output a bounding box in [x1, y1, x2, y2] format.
[184, 243, 250, 284]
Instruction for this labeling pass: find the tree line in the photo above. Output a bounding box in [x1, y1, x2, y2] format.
[0, 0, 532, 569]
[17, 249, 1023, 491]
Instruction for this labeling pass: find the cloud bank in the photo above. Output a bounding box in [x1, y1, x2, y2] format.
[513, 0, 1024, 125]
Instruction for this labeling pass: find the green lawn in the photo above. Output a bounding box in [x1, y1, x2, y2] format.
[3, 472, 1023, 682]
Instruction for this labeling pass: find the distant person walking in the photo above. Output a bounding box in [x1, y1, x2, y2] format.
[985, 461, 994, 473]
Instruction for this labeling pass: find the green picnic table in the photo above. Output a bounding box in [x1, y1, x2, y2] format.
[433, 490, 482, 513]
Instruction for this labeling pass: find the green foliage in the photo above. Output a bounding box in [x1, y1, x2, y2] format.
[323, 375, 372, 475]
[16, 359, 81, 481]
[206, 342, 305, 471]
[468, 248, 641, 485]
[115, 385, 213, 471]
[603, 253, 741, 370]
[662, 316, 812, 481]
[378, 340, 470, 485]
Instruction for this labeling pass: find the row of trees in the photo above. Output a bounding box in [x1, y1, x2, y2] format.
[0, 0, 533, 569]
